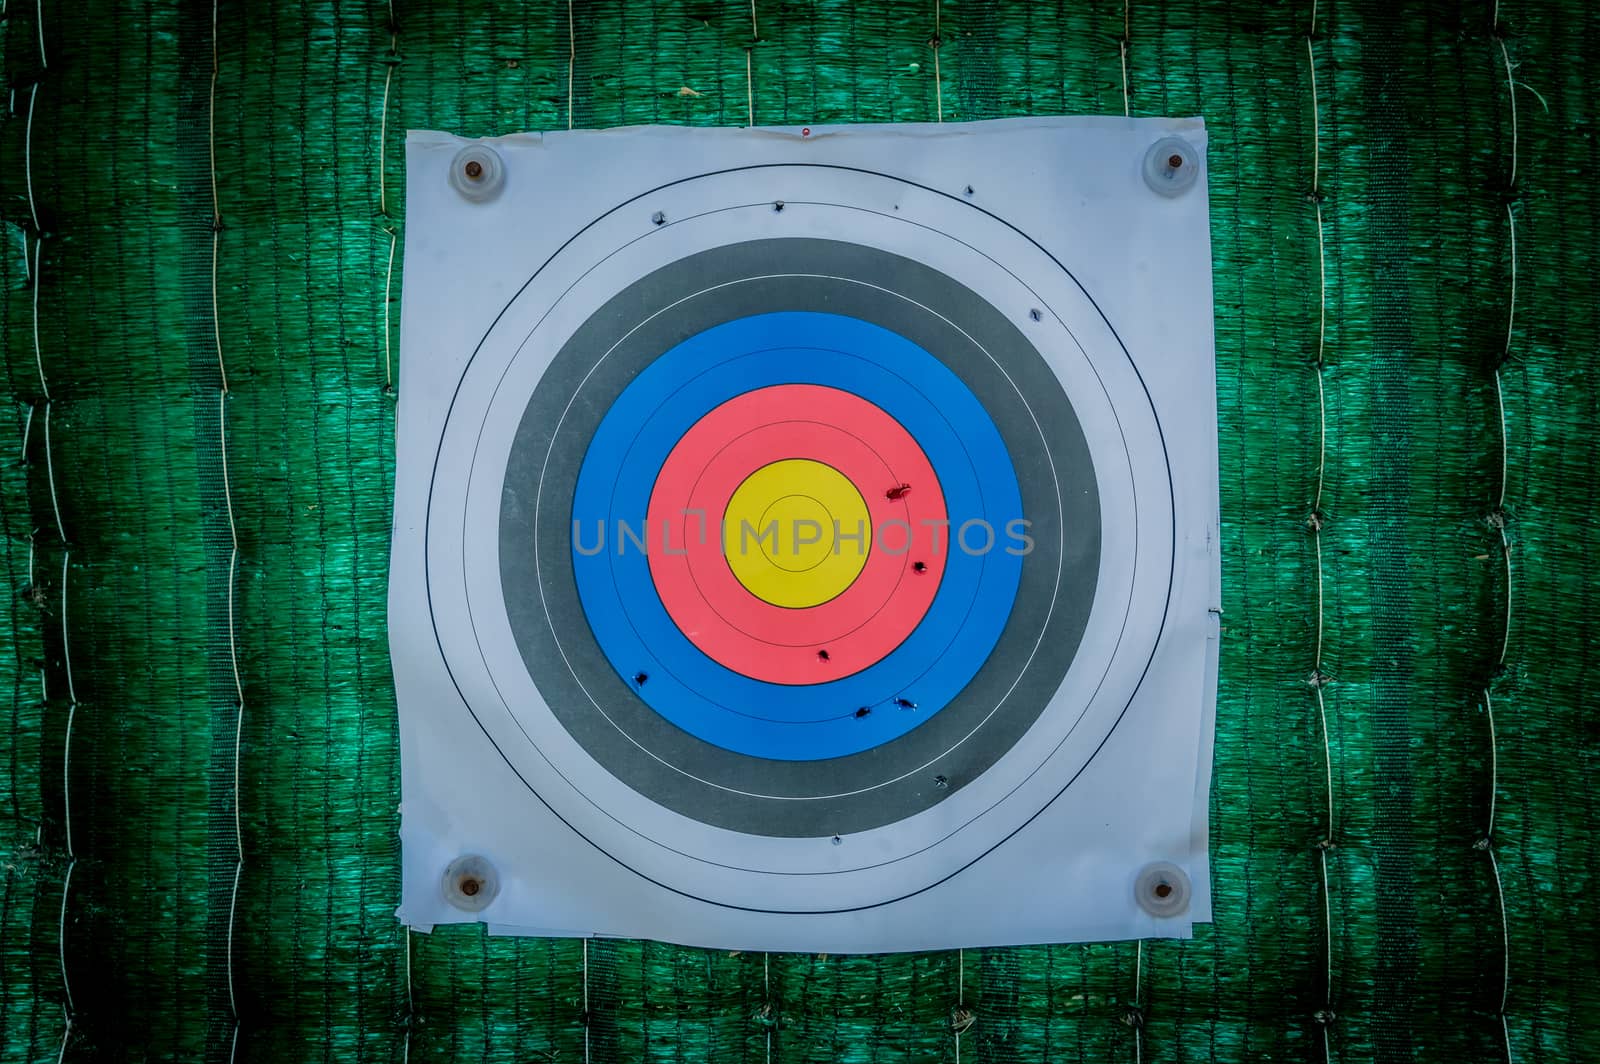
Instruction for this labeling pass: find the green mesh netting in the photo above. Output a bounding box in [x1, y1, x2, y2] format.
[2, 0, 1596, 1060]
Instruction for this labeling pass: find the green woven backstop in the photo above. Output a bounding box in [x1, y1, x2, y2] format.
[2, 0, 1597, 1060]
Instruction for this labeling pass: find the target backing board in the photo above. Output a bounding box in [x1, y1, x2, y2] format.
[391, 117, 1220, 952]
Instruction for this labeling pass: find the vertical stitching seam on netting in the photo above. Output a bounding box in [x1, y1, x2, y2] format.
[1484, 2, 1520, 1060]
[207, 0, 246, 1056]
[379, 0, 399, 392]
[401, 930, 411, 1062]
[567, 0, 576, 131]
[1120, 0, 1131, 116]
[582, 938, 591, 1063]
[21, 8, 74, 1058]
[1134, 939, 1144, 1064]
[953, 948, 967, 1062]
[375, 0, 408, 1055]
[744, 0, 758, 126]
[1305, 2, 1338, 1057]
[27, 93, 64, 547]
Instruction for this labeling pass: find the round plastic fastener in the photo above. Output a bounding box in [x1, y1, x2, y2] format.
[441, 854, 501, 912]
[1142, 136, 1200, 198]
[449, 145, 506, 203]
[1134, 860, 1191, 917]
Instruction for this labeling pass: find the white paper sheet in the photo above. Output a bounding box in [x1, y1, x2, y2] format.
[391, 117, 1218, 951]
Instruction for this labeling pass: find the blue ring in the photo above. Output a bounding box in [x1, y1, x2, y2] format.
[572, 312, 1023, 760]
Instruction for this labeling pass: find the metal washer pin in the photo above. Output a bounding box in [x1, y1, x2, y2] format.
[442, 853, 501, 912]
[450, 144, 506, 203]
[1133, 860, 1192, 917]
[1141, 136, 1200, 198]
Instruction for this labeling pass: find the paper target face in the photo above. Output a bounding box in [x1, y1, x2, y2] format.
[395, 121, 1219, 949]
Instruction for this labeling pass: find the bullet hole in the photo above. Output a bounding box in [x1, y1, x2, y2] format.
[913, 561, 928, 573]
[633, 671, 649, 686]
[886, 483, 912, 500]
[817, 649, 831, 663]
[893, 696, 917, 710]
[853, 706, 872, 719]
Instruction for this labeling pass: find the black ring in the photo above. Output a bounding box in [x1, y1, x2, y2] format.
[496, 237, 1100, 836]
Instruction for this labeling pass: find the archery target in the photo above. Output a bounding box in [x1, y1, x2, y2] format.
[396, 120, 1218, 946]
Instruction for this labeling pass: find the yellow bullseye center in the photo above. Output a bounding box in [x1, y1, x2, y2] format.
[723, 459, 872, 608]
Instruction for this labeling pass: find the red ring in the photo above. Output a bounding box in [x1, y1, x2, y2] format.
[686, 422, 921, 634]
[647, 385, 948, 684]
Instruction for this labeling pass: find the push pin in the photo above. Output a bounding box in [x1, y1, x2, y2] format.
[1141, 136, 1200, 197]
[1134, 861, 1191, 917]
[449, 145, 506, 202]
[441, 854, 500, 912]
